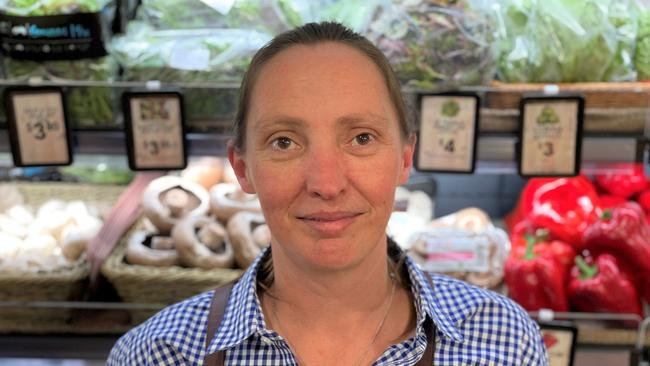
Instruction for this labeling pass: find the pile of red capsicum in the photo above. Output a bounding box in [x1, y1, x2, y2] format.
[505, 164, 650, 318]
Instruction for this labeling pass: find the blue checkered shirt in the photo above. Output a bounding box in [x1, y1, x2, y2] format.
[108, 250, 548, 365]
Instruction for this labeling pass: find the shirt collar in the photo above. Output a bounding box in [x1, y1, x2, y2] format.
[404, 255, 464, 343]
[208, 247, 464, 353]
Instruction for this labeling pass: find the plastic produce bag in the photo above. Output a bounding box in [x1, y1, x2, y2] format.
[110, 23, 271, 131]
[0, 0, 118, 128]
[272, 0, 381, 33]
[493, 0, 637, 83]
[635, 2, 650, 80]
[136, 0, 287, 34]
[367, 0, 496, 89]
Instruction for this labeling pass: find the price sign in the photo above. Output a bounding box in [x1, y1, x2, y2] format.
[539, 323, 577, 366]
[415, 93, 479, 173]
[518, 96, 584, 177]
[4, 87, 72, 167]
[123, 91, 187, 171]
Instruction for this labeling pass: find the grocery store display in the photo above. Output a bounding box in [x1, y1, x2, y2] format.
[493, 0, 637, 83]
[0, 188, 104, 273]
[369, 0, 495, 89]
[210, 182, 262, 222]
[407, 207, 509, 289]
[0, 0, 119, 128]
[568, 254, 643, 317]
[110, 22, 270, 130]
[506, 173, 650, 318]
[227, 211, 270, 268]
[172, 215, 235, 269]
[141, 175, 210, 234]
[504, 232, 571, 312]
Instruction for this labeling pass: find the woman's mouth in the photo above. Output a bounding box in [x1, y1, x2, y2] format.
[297, 211, 363, 236]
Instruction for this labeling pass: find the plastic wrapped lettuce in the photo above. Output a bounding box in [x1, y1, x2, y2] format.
[136, 0, 289, 34]
[635, 6, 650, 80]
[367, 0, 496, 89]
[110, 23, 271, 131]
[494, 0, 637, 83]
[272, 0, 380, 33]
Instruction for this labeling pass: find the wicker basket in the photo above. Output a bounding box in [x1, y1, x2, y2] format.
[0, 182, 124, 323]
[102, 220, 243, 323]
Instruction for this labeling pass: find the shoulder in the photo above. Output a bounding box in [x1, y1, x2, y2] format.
[426, 273, 548, 365]
[107, 291, 214, 366]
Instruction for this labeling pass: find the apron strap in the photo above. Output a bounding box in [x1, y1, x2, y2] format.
[203, 282, 235, 366]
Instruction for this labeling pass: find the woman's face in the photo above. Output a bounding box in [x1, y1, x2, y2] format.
[229, 42, 415, 271]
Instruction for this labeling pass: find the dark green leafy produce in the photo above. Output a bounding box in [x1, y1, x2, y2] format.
[494, 0, 637, 83]
[3, 57, 118, 128]
[368, 0, 496, 89]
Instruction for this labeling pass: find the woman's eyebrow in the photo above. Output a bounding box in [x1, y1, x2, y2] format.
[254, 116, 306, 133]
[337, 113, 390, 128]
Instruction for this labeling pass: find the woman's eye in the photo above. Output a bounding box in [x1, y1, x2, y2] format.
[352, 133, 374, 146]
[271, 136, 295, 150]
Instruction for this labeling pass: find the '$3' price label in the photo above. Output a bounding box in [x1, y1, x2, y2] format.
[144, 139, 177, 156]
[26, 119, 60, 140]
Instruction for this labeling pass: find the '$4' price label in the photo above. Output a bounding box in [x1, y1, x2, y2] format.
[438, 138, 455, 153]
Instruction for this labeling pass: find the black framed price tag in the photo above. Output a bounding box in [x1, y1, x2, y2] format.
[518, 96, 584, 177]
[123, 91, 187, 171]
[539, 323, 577, 366]
[415, 92, 479, 173]
[4, 86, 72, 167]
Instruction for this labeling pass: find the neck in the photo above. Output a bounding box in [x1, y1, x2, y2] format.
[266, 238, 393, 329]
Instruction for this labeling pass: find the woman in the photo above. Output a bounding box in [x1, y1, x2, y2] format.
[108, 22, 548, 365]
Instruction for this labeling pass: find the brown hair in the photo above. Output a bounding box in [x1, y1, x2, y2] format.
[232, 21, 411, 152]
[234, 21, 411, 289]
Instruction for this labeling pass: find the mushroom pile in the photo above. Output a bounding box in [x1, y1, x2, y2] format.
[126, 168, 271, 270]
[0, 186, 104, 273]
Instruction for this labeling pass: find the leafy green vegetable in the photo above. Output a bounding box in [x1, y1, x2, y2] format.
[0, 0, 112, 15]
[368, 0, 496, 89]
[135, 0, 285, 34]
[494, 0, 637, 82]
[635, 8, 650, 80]
[110, 22, 270, 131]
[3, 57, 118, 128]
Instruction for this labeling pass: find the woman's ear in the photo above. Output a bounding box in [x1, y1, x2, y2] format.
[398, 134, 416, 184]
[227, 140, 256, 194]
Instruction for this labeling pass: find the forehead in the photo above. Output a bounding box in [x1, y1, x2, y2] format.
[248, 42, 397, 129]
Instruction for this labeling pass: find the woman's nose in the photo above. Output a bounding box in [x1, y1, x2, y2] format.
[304, 147, 347, 200]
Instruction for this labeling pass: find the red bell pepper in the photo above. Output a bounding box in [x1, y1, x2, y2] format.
[505, 236, 569, 312]
[636, 188, 650, 214]
[510, 229, 575, 275]
[568, 254, 642, 317]
[582, 202, 650, 294]
[599, 194, 627, 210]
[520, 176, 602, 247]
[595, 163, 648, 199]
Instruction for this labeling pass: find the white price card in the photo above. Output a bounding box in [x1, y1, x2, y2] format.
[123, 91, 187, 171]
[5, 87, 72, 167]
[539, 323, 577, 366]
[416, 93, 479, 173]
[518, 96, 584, 177]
